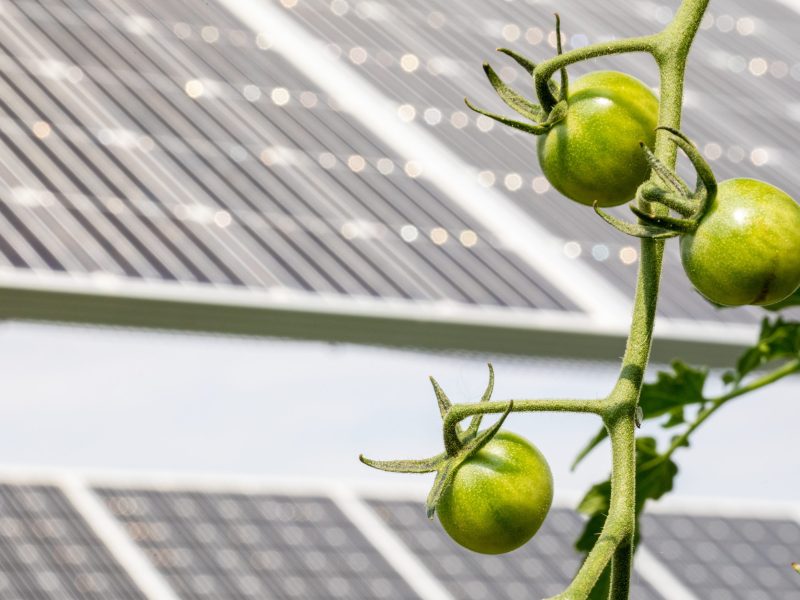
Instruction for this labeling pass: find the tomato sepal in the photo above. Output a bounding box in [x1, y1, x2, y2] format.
[596, 127, 718, 239]
[360, 364, 517, 520]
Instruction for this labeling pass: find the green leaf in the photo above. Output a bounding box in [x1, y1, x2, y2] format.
[639, 360, 708, 420]
[728, 318, 800, 384]
[635, 437, 678, 508]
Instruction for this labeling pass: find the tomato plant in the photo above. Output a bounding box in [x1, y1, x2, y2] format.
[436, 430, 553, 554]
[362, 2, 800, 599]
[537, 71, 658, 207]
[680, 178, 800, 306]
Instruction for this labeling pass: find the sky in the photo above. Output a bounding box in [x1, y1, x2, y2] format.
[0, 321, 797, 503]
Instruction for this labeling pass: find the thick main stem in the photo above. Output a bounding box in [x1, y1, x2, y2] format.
[531, 1, 710, 598]
[605, 1, 708, 598]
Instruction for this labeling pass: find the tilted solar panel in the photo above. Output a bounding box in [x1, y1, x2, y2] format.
[0, 0, 582, 312]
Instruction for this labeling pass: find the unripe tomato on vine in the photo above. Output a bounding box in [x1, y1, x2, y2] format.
[464, 15, 658, 207]
[680, 178, 800, 306]
[436, 430, 553, 554]
[536, 71, 658, 207]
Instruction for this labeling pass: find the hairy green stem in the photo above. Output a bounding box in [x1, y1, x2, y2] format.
[530, 1, 711, 598]
[534, 36, 658, 112]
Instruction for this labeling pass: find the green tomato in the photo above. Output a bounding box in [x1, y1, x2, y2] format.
[537, 71, 659, 207]
[436, 430, 553, 554]
[680, 178, 800, 306]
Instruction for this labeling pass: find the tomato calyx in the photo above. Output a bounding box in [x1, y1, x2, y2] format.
[594, 127, 718, 239]
[359, 364, 514, 518]
[463, 14, 569, 136]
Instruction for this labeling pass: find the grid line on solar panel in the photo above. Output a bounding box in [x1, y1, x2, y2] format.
[642, 512, 800, 600]
[0, 483, 148, 599]
[276, 0, 800, 324]
[367, 499, 665, 600]
[0, 0, 579, 313]
[96, 487, 423, 599]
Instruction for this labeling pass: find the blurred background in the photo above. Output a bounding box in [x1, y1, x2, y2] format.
[0, 0, 798, 598]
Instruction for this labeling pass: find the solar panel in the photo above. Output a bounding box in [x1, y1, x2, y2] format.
[0, 483, 146, 599]
[96, 487, 422, 599]
[642, 512, 800, 600]
[0, 0, 581, 312]
[367, 499, 665, 600]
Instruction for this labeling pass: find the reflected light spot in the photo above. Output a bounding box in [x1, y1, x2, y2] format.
[526, 27, 543, 45]
[66, 66, 84, 84]
[424, 108, 442, 125]
[716, 14, 734, 32]
[654, 6, 673, 24]
[502, 24, 520, 42]
[377, 158, 394, 175]
[547, 30, 566, 49]
[727, 146, 745, 162]
[450, 111, 468, 129]
[592, 244, 610, 261]
[200, 26, 219, 43]
[727, 55, 746, 72]
[341, 222, 358, 240]
[32, 121, 51, 139]
[318, 152, 336, 169]
[349, 47, 367, 64]
[750, 148, 769, 166]
[330, 0, 349, 16]
[397, 104, 416, 122]
[504, 173, 522, 191]
[459, 230, 478, 248]
[347, 155, 366, 172]
[281, 0, 298, 7]
[214, 211, 232, 227]
[563, 241, 581, 259]
[619, 246, 638, 265]
[185, 79, 204, 98]
[300, 91, 318, 108]
[736, 17, 755, 35]
[477, 170, 495, 187]
[532, 176, 550, 194]
[770, 61, 788, 78]
[430, 227, 448, 245]
[476, 115, 494, 132]
[703, 143, 722, 160]
[404, 161, 422, 178]
[732, 207, 748, 224]
[243, 84, 261, 101]
[748, 58, 767, 76]
[400, 224, 418, 242]
[271, 87, 290, 105]
[570, 33, 589, 48]
[256, 32, 271, 50]
[401, 54, 420, 72]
